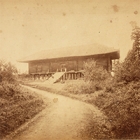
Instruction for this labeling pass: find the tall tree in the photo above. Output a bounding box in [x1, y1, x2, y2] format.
[115, 26, 140, 82]
[131, 26, 140, 58]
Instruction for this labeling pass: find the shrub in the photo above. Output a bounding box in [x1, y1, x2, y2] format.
[94, 81, 140, 139]
[84, 59, 109, 82]
[64, 59, 111, 94]
[0, 83, 45, 139]
[114, 26, 140, 82]
[0, 60, 18, 83]
[84, 59, 111, 91]
[64, 80, 96, 94]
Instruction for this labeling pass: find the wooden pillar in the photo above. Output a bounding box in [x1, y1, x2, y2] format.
[76, 60, 78, 71]
[107, 56, 111, 72]
[49, 62, 51, 72]
[71, 73, 73, 80]
[74, 73, 76, 80]
[37, 74, 39, 80]
[70, 73, 71, 80]
[110, 59, 112, 71]
[68, 73, 70, 80]
[28, 63, 30, 74]
[34, 74, 36, 80]
[62, 75, 64, 81]
[73, 73, 75, 80]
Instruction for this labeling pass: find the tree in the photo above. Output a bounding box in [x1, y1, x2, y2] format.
[131, 26, 140, 58]
[0, 60, 18, 83]
[114, 26, 140, 82]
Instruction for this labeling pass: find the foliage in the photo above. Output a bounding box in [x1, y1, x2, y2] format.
[83, 59, 109, 82]
[131, 26, 140, 52]
[0, 60, 45, 139]
[63, 80, 96, 94]
[0, 60, 18, 83]
[0, 83, 45, 139]
[63, 59, 111, 94]
[114, 26, 140, 82]
[94, 81, 140, 139]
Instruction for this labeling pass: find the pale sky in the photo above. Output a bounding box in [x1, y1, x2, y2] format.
[0, 0, 140, 73]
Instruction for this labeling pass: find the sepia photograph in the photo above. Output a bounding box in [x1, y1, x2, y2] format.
[0, 0, 140, 139]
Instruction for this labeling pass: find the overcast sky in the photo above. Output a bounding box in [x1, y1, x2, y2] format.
[0, 0, 140, 72]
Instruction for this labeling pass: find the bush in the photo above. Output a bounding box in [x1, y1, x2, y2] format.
[0, 60, 45, 139]
[64, 80, 96, 94]
[0, 83, 45, 139]
[0, 60, 18, 83]
[64, 59, 111, 94]
[94, 81, 140, 139]
[84, 59, 109, 82]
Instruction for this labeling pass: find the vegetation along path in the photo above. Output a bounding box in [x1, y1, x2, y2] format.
[11, 85, 105, 140]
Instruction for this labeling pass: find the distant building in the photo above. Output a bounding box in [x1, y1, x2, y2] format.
[18, 44, 120, 81]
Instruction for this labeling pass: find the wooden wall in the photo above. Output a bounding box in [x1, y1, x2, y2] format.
[77, 59, 84, 70]
[28, 56, 111, 74]
[96, 58, 108, 70]
[50, 60, 77, 72]
[77, 57, 110, 71]
[29, 61, 49, 73]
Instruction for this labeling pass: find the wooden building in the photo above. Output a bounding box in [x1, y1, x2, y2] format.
[18, 44, 120, 82]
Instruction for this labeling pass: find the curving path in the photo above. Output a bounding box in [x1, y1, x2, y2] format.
[12, 86, 104, 140]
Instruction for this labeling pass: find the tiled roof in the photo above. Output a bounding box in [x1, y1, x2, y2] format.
[18, 44, 120, 62]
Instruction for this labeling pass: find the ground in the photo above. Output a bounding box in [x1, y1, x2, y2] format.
[10, 85, 105, 140]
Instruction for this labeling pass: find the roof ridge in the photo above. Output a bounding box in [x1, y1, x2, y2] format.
[39, 43, 118, 52]
[18, 43, 120, 62]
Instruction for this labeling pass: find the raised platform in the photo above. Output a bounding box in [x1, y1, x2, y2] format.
[25, 71, 84, 82]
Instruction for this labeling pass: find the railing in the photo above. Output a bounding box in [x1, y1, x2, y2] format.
[61, 72, 84, 80]
[28, 71, 84, 81]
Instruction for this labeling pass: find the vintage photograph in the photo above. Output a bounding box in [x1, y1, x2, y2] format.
[0, 0, 140, 139]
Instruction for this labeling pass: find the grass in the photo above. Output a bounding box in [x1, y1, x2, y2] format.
[21, 80, 101, 103]
[65, 80, 140, 139]
[0, 82, 45, 139]
[94, 81, 140, 139]
[22, 79, 140, 139]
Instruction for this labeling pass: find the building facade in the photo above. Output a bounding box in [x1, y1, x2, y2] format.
[19, 44, 120, 81]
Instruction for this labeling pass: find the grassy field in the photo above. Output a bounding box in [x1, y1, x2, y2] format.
[0, 83, 46, 139]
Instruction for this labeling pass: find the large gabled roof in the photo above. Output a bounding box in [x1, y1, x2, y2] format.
[18, 44, 120, 62]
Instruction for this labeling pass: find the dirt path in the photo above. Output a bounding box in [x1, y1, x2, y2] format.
[12, 85, 104, 140]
